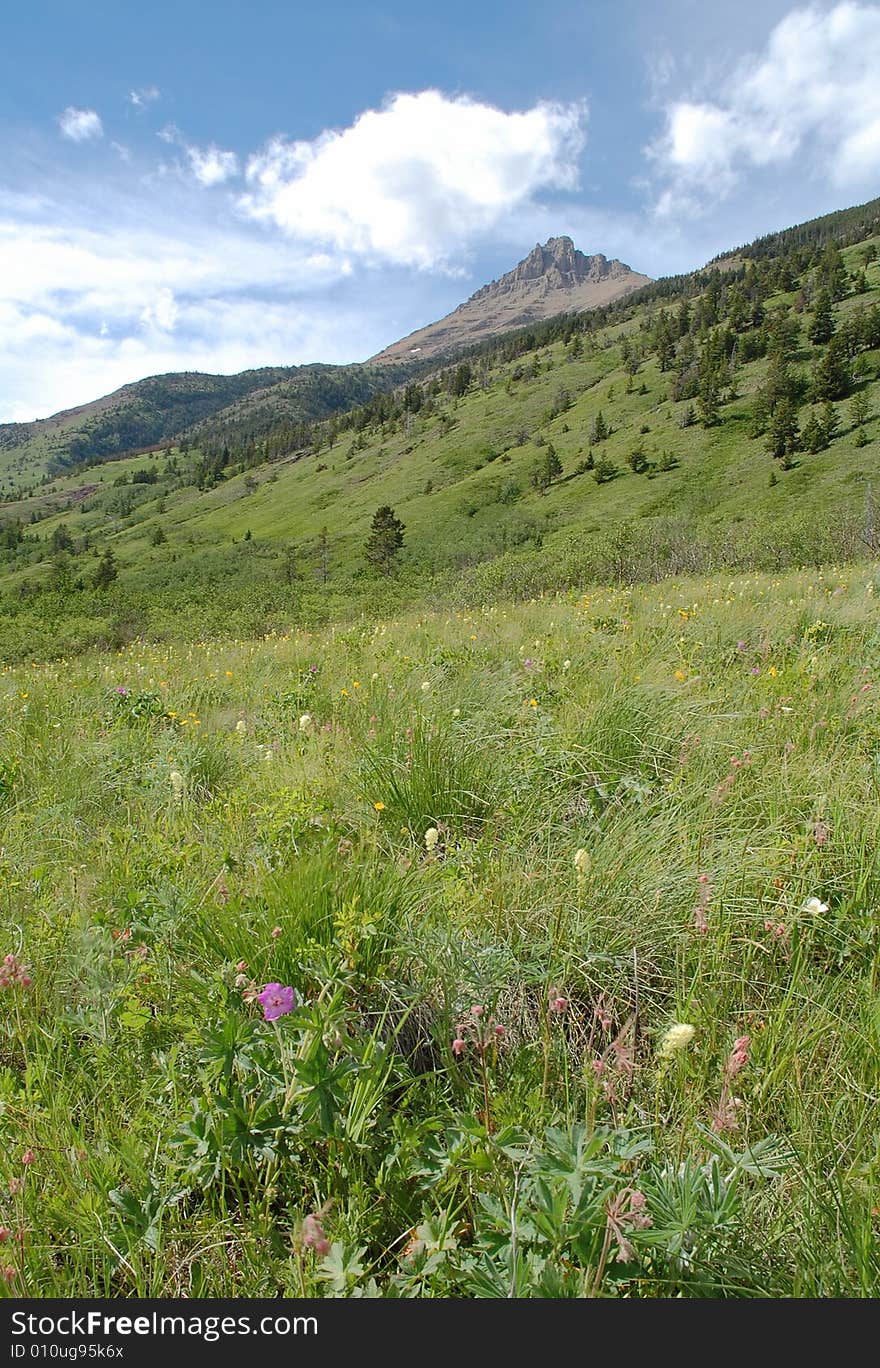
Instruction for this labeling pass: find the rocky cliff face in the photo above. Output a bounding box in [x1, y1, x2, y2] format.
[371, 237, 651, 363]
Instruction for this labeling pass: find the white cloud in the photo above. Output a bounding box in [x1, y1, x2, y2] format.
[129, 86, 160, 108]
[58, 107, 103, 143]
[139, 287, 179, 333]
[239, 89, 587, 269]
[156, 124, 239, 185]
[651, 2, 880, 212]
[186, 144, 239, 186]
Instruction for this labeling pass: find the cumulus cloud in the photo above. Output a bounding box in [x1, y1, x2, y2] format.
[651, 2, 880, 212]
[186, 144, 239, 186]
[238, 89, 587, 268]
[58, 107, 103, 142]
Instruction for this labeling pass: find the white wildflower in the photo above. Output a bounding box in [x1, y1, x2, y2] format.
[424, 827, 439, 853]
[574, 848, 591, 876]
[803, 896, 829, 915]
[658, 1023, 695, 1058]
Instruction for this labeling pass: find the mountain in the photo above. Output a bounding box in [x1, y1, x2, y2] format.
[2, 195, 880, 663]
[370, 237, 651, 363]
[0, 362, 418, 491]
[0, 236, 646, 491]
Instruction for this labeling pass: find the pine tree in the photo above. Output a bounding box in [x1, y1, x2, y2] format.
[590, 410, 609, 443]
[807, 288, 834, 345]
[766, 398, 800, 460]
[92, 548, 118, 590]
[820, 401, 840, 446]
[364, 505, 405, 574]
[811, 337, 851, 402]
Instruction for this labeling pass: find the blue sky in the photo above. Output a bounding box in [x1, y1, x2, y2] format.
[2, 0, 879, 420]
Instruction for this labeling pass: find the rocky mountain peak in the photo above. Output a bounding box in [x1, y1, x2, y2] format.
[371, 237, 651, 364]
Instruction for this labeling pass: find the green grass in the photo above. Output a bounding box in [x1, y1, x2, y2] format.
[1, 562, 879, 1296]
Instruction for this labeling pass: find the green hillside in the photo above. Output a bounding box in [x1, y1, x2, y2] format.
[0, 361, 417, 493]
[1, 198, 879, 662]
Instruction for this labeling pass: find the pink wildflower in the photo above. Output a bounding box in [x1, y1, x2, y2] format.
[0, 1228, 9, 1243]
[21, 1150, 34, 1167]
[300, 1214, 331, 1258]
[257, 983, 297, 1022]
[451, 1037, 466, 1057]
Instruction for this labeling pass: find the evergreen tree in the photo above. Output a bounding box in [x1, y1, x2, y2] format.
[821, 400, 840, 446]
[590, 410, 609, 443]
[801, 411, 826, 453]
[364, 505, 405, 574]
[811, 337, 851, 402]
[850, 391, 871, 429]
[817, 242, 848, 302]
[807, 288, 834, 345]
[766, 397, 800, 460]
[92, 548, 118, 590]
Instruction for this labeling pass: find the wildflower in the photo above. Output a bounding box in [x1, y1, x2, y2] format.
[424, 827, 439, 852]
[470, 1005, 484, 1017]
[236, 960, 248, 974]
[8, 1180, 22, 1196]
[658, 1023, 695, 1058]
[257, 983, 297, 1022]
[452, 707, 461, 718]
[451, 1037, 466, 1056]
[300, 1214, 331, 1258]
[574, 847, 591, 876]
[271, 927, 282, 941]
[1, 1267, 16, 1284]
[421, 681, 431, 693]
[169, 769, 185, 799]
[594, 1002, 612, 1031]
[235, 719, 247, 734]
[804, 896, 829, 915]
[494, 1024, 505, 1038]
[373, 801, 385, 812]
[549, 993, 568, 1014]
[726, 1036, 750, 1077]
[674, 669, 687, 682]
[0, 1228, 10, 1243]
[21, 1150, 34, 1166]
[523, 658, 534, 669]
[562, 659, 571, 671]
[527, 698, 538, 708]
[0, 954, 31, 990]
[606, 1188, 652, 1263]
[298, 713, 312, 731]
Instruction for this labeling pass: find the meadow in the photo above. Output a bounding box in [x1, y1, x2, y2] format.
[1, 562, 878, 1297]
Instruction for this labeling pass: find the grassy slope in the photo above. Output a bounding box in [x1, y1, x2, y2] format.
[1, 563, 878, 1295]
[0, 237, 877, 665]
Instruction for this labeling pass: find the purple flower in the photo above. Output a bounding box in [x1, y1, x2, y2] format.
[115, 686, 129, 695]
[258, 983, 297, 1021]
